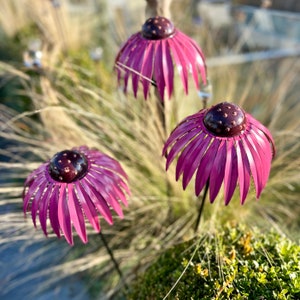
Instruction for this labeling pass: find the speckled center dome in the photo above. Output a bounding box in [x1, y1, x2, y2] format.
[203, 102, 247, 137]
[49, 150, 88, 183]
[141, 16, 175, 40]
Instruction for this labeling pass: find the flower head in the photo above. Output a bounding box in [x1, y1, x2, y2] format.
[23, 146, 130, 245]
[162, 102, 275, 205]
[115, 16, 207, 101]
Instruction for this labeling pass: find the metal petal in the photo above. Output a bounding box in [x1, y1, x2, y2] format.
[68, 184, 87, 244]
[235, 139, 251, 204]
[178, 132, 208, 186]
[58, 183, 73, 245]
[224, 139, 238, 205]
[140, 41, 155, 99]
[39, 183, 54, 236]
[153, 41, 165, 100]
[75, 183, 101, 232]
[209, 140, 227, 203]
[168, 35, 189, 94]
[80, 178, 113, 225]
[195, 138, 220, 196]
[48, 184, 61, 238]
[162, 39, 174, 99]
[87, 174, 124, 219]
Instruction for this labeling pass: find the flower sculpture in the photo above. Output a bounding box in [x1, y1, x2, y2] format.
[115, 16, 207, 101]
[162, 102, 275, 205]
[23, 146, 130, 245]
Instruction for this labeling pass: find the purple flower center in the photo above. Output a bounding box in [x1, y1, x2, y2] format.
[203, 102, 247, 137]
[49, 150, 88, 183]
[141, 16, 175, 40]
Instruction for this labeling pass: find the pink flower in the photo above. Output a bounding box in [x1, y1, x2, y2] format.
[162, 102, 275, 205]
[115, 16, 207, 101]
[23, 146, 130, 245]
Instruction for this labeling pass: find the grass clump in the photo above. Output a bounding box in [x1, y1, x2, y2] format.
[128, 223, 300, 300]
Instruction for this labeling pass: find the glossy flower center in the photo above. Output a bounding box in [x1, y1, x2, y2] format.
[203, 102, 246, 137]
[141, 16, 175, 40]
[49, 150, 88, 183]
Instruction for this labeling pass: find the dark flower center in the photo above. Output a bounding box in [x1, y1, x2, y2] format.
[203, 102, 246, 137]
[49, 150, 88, 183]
[141, 16, 175, 40]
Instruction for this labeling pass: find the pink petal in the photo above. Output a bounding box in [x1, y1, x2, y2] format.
[81, 177, 113, 225]
[75, 183, 100, 232]
[58, 183, 73, 245]
[166, 128, 201, 170]
[23, 174, 45, 214]
[209, 140, 227, 203]
[140, 42, 155, 99]
[168, 35, 189, 94]
[175, 31, 199, 89]
[163, 114, 203, 158]
[195, 138, 220, 196]
[87, 174, 124, 219]
[178, 133, 208, 186]
[235, 139, 251, 204]
[223, 139, 238, 205]
[243, 134, 264, 198]
[39, 183, 54, 236]
[48, 184, 61, 238]
[68, 184, 87, 244]
[154, 41, 165, 100]
[31, 180, 48, 227]
[162, 40, 174, 98]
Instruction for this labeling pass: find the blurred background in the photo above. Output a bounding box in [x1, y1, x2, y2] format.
[0, 0, 299, 299]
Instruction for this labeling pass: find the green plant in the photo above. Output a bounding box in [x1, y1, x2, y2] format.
[128, 223, 300, 300]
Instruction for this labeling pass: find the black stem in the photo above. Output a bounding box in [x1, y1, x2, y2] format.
[194, 181, 209, 232]
[99, 232, 129, 291]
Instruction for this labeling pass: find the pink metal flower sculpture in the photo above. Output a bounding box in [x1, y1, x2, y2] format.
[162, 102, 275, 205]
[115, 16, 207, 101]
[23, 146, 130, 245]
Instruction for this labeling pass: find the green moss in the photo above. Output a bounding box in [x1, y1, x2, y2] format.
[128, 224, 300, 300]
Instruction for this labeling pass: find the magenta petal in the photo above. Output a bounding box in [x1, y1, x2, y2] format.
[81, 178, 113, 225]
[68, 184, 87, 244]
[140, 42, 155, 99]
[87, 174, 124, 218]
[249, 129, 272, 188]
[168, 36, 189, 94]
[195, 138, 220, 196]
[223, 140, 238, 205]
[48, 184, 61, 238]
[179, 133, 208, 186]
[58, 183, 73, 245]
[76, 183, 100, 232]
[130, 39, 148, 97]
[236, 139, 251, 204]
[31, 180, 48, 227]
[39, 183, 54, 236]
[166, 129, 200, 170]
[154, 41, 165, 100]
[162, 40, 174, 98]
[175, 31, 199, 89]
[249, 115, 276, 157]
[243, 134, 264, 198]
[23, 175, 44, 214]
[209, 140, 227, 203]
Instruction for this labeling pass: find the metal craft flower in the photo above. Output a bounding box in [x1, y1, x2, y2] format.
[162, 102, 275, 205]
[115, 16, 207, 101]
[23, 146, 130, 245]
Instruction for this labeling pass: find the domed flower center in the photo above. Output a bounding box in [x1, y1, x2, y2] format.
[203, 102, 246, 137]
[142, 16, 175, 40]
[49, 150, 88, 183]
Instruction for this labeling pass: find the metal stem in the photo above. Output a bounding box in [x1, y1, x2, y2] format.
[194, 181, 209, 232]
[99, 232, 129, 291]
